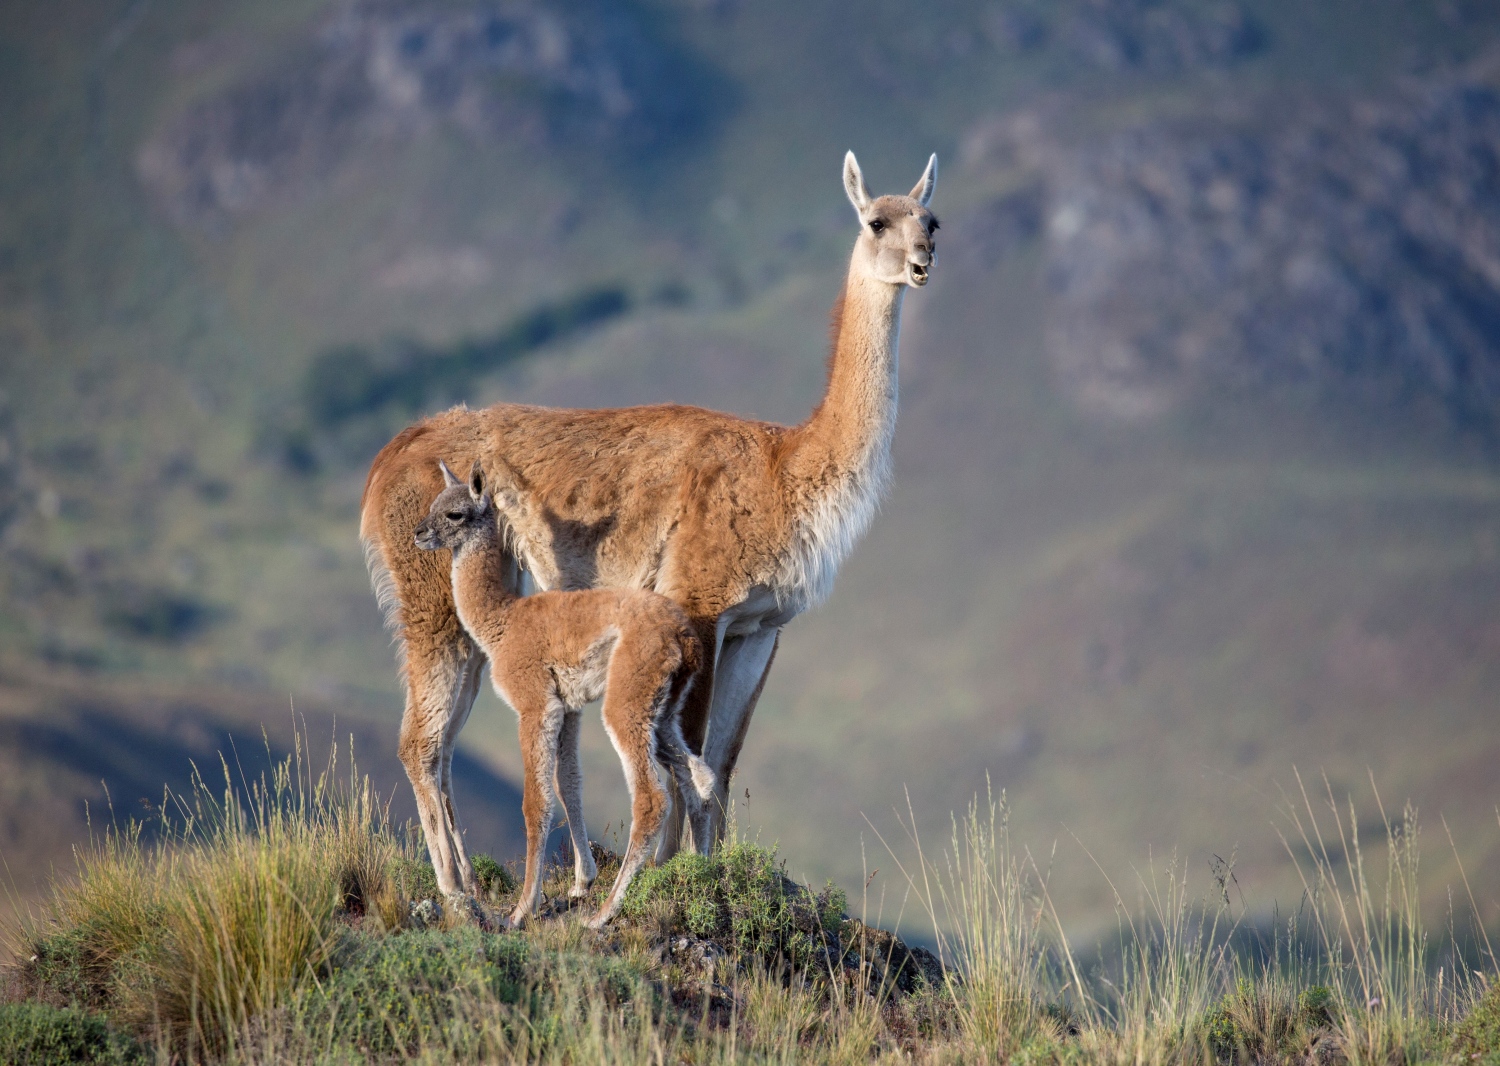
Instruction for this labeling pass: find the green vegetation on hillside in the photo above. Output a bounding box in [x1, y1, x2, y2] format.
[3, 744, 1495, 1063]
[1453, 982, 1500, 1066]
[285, 284, 632, 472]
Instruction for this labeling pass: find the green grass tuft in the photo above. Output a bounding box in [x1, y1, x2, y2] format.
[1202, 977, 1336, 1063]
[0, 1002, 146, 1066]
[470, 853, 517, 899]
[15, 741, 412, 1057]
[294, 928, 530, 1058]
[1454, 981, 1500, 1065]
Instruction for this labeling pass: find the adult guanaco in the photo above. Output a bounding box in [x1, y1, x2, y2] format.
[363, 152, 938, 898]
[414, 459, 714, 928]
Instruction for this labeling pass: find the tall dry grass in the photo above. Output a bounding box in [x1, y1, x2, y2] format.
[17, 733, 404, 1058]
[5, 756, 1494, 1065]
[872, 773, 1496, 1065]
[872, 783, 1059, 1058]
[1278, 769, 1491, 1065]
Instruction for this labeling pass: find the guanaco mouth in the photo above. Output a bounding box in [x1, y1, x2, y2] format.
[910, 262, 929, 285]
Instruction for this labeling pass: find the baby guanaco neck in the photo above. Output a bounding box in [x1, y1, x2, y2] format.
[447, 525, 523, 649]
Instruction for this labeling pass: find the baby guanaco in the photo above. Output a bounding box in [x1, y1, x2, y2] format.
[414, 460, 714, 927]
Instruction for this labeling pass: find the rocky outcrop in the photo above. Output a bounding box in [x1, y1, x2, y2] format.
[837, 919, 945, 995]
[1060, 0, 1264, 72]
[964, 66, 1500, 424]
[138, 1, 718, 227]
[984, 0, 1265, 73]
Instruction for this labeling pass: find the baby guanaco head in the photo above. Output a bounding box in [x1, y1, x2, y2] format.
[414, 459, 516, 557]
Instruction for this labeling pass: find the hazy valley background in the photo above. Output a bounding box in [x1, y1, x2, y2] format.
[1, 0, 1497, 943]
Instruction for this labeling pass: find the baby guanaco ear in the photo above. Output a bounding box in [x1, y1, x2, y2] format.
[467, 460, 486, 504]
[438, 459, 463, 489]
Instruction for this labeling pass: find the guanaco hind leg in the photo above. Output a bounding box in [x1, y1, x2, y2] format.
[660, 626, 777, 858]
[399, 637, 485, 898]
[701, 628, 779, 844]
[591, 736, 671, 927]
[439, 647, 485, 894]
[656, 614, 718, 861]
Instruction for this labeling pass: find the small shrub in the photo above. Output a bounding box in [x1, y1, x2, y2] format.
[25, 922, 125, 1011]
[1202, 977, 1332, 1063]
[0, 1002, 146, 1065]
[384, 854, 516, 910]
[390, 856, 441, 903]
[472, 853, 518, 898]
[1298, 984, 1334, 1029]
[1454, 981, 1500, 1065]
[620, 841, 845, 971]
[293, 926, 649, 1061]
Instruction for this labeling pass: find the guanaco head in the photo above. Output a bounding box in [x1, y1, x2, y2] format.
[844, 151, 939, 288]
[414, 459, 518, 556]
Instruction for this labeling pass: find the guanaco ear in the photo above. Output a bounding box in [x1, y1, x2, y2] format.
[843, 151, 871, 214]
[468, 460, 486, 503]
[489, 454, 523, 492]
[909, 153, 938, 207]
[438, 459, 462, 489]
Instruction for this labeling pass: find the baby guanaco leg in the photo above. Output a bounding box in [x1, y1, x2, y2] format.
[510, 694, 568, 927]
[589, 671, 675, 929]
[554, 708, 598, 898]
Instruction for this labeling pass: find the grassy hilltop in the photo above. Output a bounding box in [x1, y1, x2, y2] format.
[2, 744, 1497, 1064]
[0, 0, 1498, 952]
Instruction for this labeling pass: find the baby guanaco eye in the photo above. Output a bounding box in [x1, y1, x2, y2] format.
[869, 219, 884, 234]
[446, 510, 465, 521]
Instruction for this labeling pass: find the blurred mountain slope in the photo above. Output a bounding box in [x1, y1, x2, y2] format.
[1, 0, 1498, 936]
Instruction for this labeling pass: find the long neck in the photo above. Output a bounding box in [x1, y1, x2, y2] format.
[770, 259, 904, 610]
[448, 535, 520, 649]
[786, 263, 904, 496]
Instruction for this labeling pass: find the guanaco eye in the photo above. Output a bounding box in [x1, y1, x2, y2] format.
[869, 219, 884, 234]
[446, 511, 464, 521]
